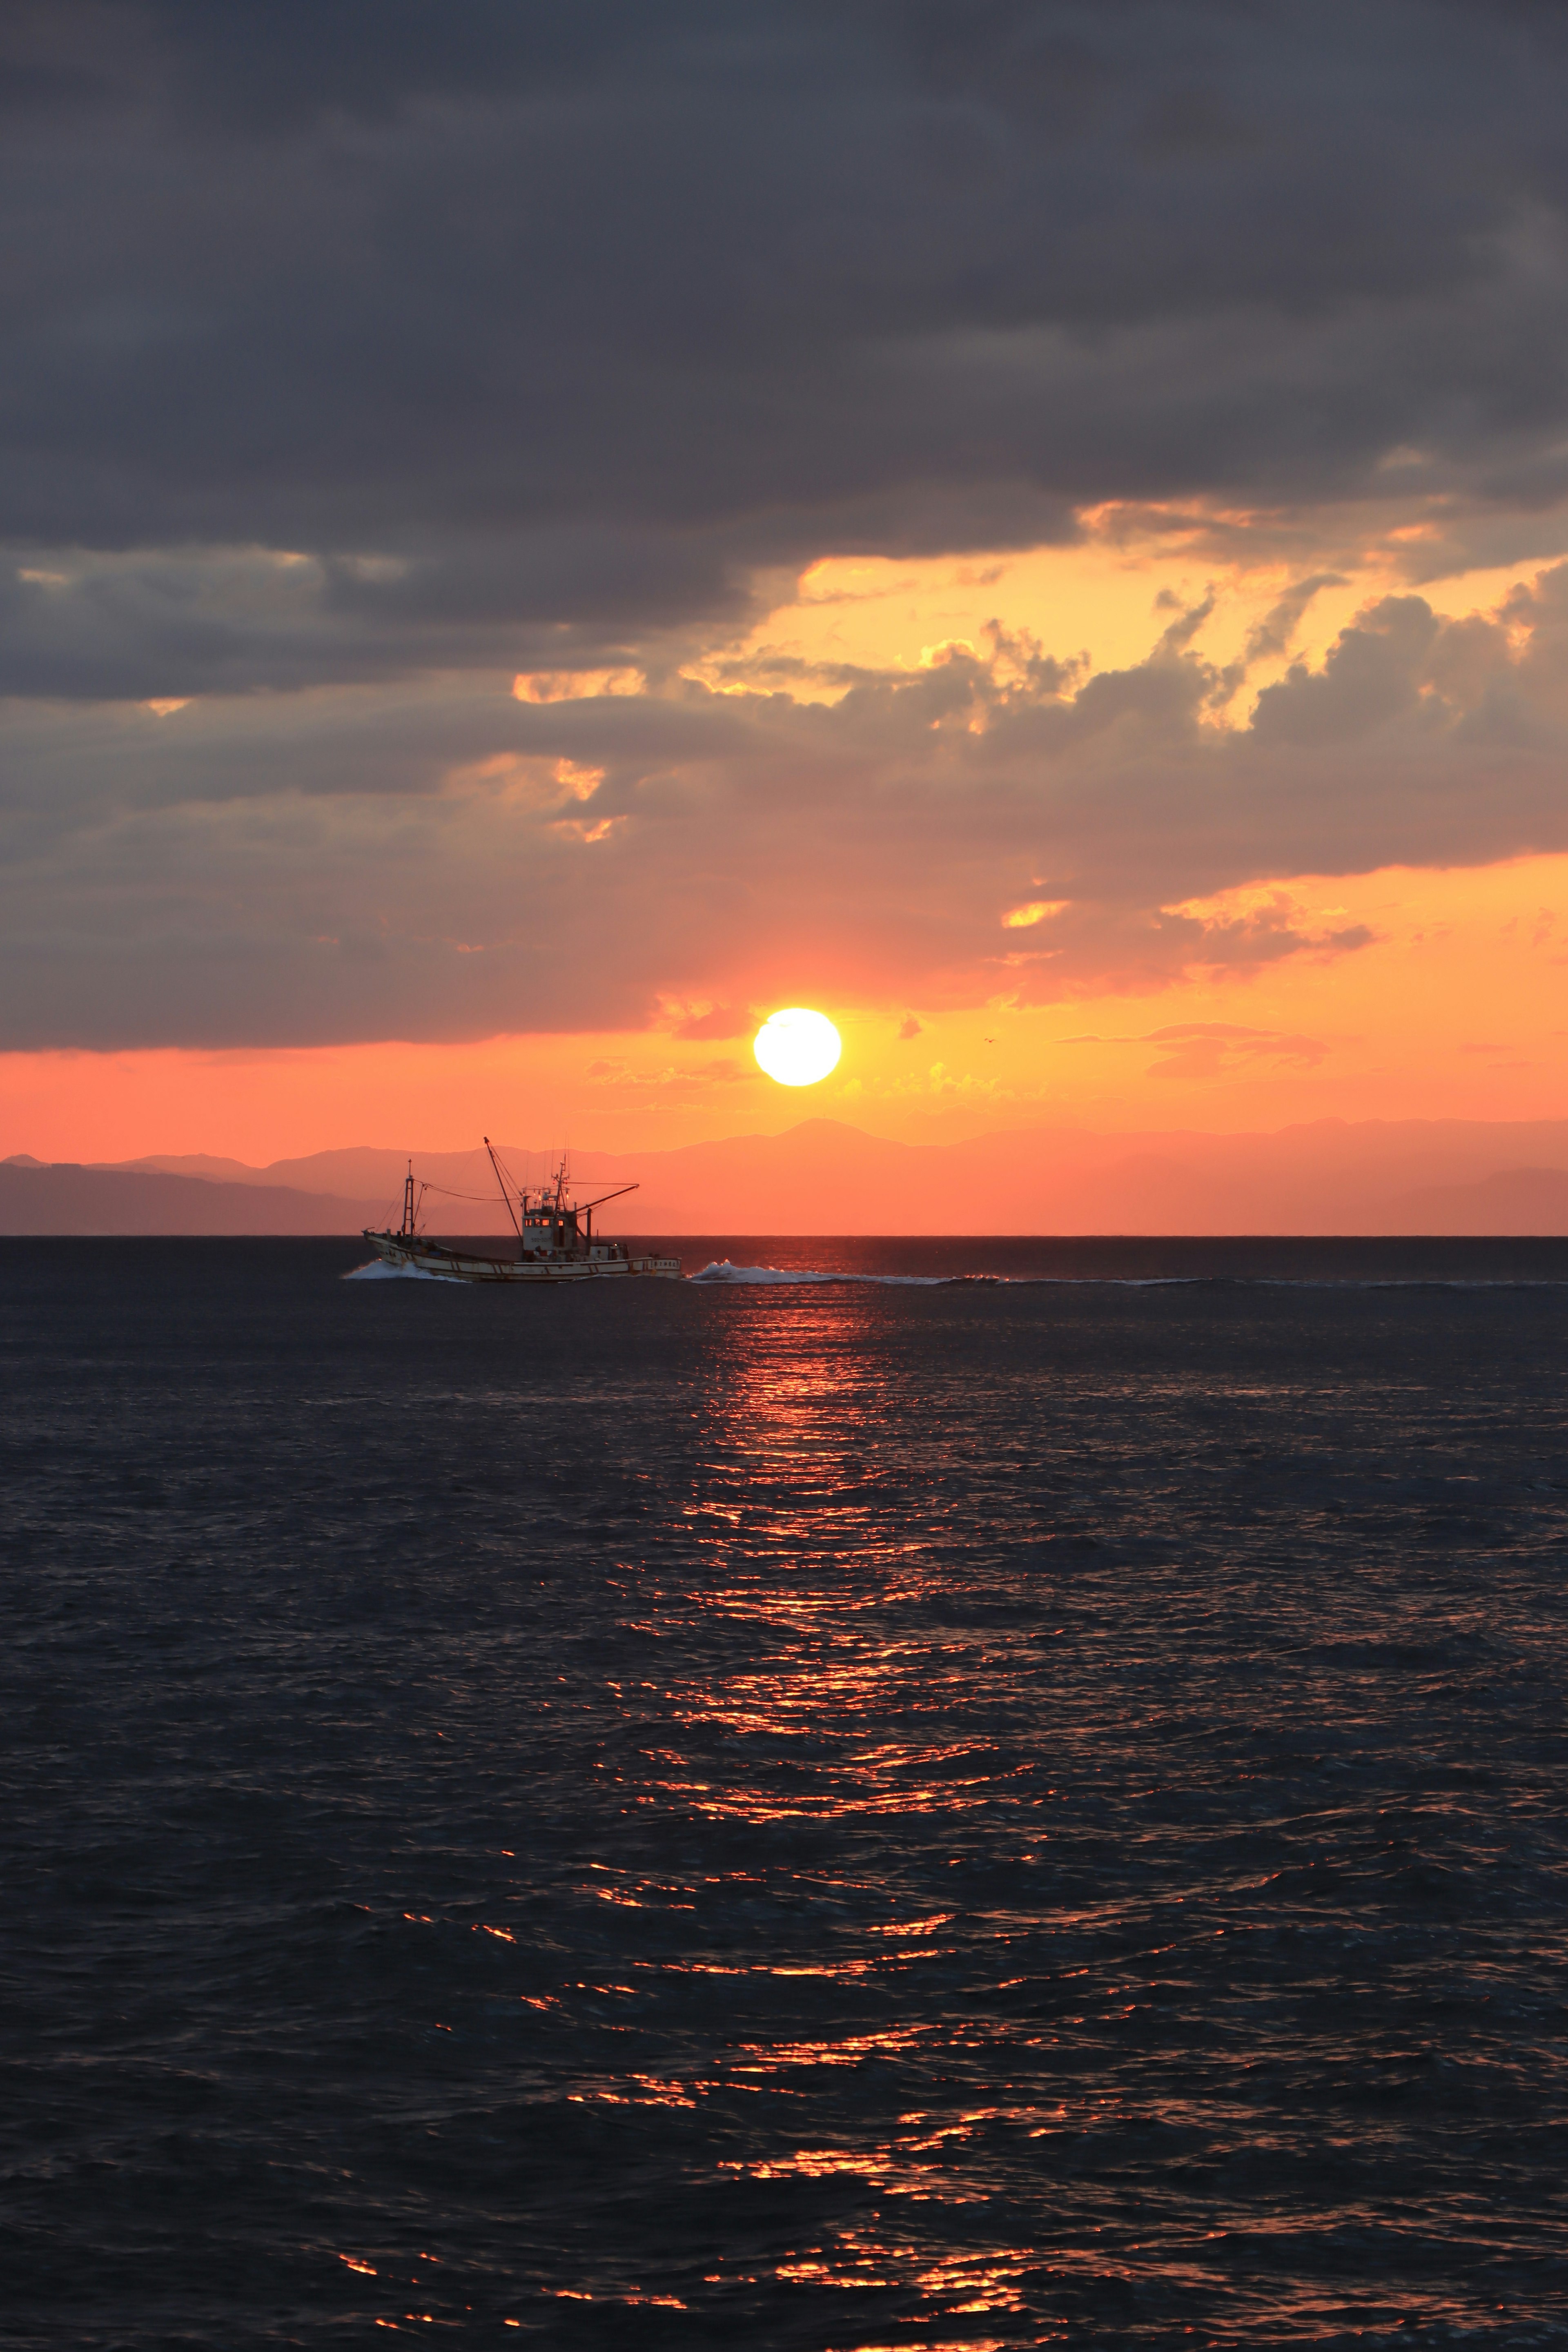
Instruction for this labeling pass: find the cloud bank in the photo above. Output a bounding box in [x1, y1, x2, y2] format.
[6, 0, 1568, 1046]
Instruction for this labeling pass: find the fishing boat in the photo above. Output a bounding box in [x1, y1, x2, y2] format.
[361, 1139, 682, 1283]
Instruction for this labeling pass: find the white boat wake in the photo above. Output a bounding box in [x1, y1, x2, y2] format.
[687, 1259, 945, 1287]
[343, 1258, 466, 1282]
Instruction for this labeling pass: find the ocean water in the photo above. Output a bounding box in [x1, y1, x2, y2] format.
[4, 1236, 1567, 2349]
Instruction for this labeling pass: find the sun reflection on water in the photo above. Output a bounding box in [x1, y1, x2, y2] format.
[354, 1281, 1555, 2341]
[557, 1292, 1070, 2320]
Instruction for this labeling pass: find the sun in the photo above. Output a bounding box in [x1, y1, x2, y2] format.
[753, 1007, 842, 1087]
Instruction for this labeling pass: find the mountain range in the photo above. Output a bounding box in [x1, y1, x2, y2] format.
[6, 1118, 1568, 1234]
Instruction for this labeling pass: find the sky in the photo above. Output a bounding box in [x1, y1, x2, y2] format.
[7, 0, 1568, 1163]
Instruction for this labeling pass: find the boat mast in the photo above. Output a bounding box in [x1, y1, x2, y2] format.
[400, 1159, 417, 1238]
[549, 1151, 569, 1250]
[483, 1136, 523, 1241]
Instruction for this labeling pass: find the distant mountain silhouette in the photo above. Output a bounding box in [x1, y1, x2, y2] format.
[1378, 1167, 1568, 1235]
[7, 1118, 1568, 1234]
[0, 1162, 386, 1235]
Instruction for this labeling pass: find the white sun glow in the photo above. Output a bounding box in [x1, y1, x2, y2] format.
[753, 1007, 842, 1087]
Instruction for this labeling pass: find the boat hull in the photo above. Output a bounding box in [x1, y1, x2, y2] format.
[361, 1230, 682, 1283]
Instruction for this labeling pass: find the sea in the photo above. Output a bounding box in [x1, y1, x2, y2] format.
[4, 1235, 1567, 2349]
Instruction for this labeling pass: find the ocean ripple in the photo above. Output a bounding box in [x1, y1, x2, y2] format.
[2, 1236, 1566, 2347]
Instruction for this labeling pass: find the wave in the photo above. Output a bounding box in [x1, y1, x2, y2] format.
[688, 1259, 946, 1287]
[343, 1258, 465, 1283]
[688, 1261, 1568, 1292]
[689, 1263, 1236, 1289]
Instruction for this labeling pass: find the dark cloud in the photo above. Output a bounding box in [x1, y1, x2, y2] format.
[1250, 597, 1442, 746]
[7, 3, 1568, 636]
[4, 567, 1567, 1049]
[9, 3, 1568, 1045]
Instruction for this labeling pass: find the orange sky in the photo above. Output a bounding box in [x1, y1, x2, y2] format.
[9, 518, 1568, 1167]
[6, 846, 1566, 1166]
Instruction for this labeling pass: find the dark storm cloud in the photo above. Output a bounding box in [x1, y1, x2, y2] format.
[0, 529, 737, 701]
[7, 1, 1568, 651]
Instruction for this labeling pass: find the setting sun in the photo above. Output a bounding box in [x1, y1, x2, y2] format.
[753, 1008, 842, 1087]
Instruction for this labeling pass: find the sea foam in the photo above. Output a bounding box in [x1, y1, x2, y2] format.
[343, 1258, 464, 1282]
[688, 1258, 945, 1287]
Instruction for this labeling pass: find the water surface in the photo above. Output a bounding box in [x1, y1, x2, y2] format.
[4, 1238, 1566, 2345]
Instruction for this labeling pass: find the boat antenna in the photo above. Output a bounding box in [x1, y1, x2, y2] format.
[400, 1158, 421, 1239]
[483, 1136, 523, 1240]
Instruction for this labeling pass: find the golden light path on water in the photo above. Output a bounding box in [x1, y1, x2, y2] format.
[565, 1290, 1051, 2335]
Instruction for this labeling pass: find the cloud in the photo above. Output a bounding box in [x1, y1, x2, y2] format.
[2, 568, 1562, 1047]
[9, 5, 1568, 669]
[1251, 597, 1441, 745]
[9, 5, 1568, 1046]
[585, 1054, 753, 1096]
[514, 669, 646, 705]
[665, 1003, 758, 1041]
[1061, 1023, 1331, 1079]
